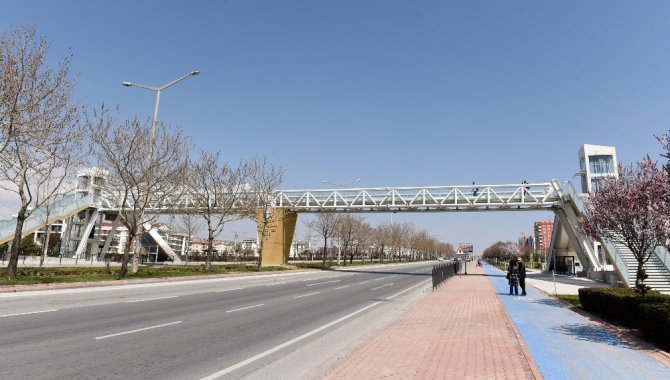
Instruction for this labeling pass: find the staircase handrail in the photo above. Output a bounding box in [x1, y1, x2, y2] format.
[561, 181, 630, 285]
[653, 245, 670, 277]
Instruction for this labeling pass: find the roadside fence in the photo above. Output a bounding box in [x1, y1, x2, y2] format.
[432, 261, 461, 290]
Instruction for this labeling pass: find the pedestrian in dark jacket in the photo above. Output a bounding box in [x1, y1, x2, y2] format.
[517, 257, 527, 296]
[507, 258, 519, 296]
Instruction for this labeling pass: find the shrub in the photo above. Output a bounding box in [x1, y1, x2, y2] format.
[578, 287, 670, 327]
[639, 303, 670, 348]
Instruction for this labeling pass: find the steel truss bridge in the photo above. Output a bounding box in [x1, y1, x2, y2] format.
[1, 180, 669, 291]
[272, 182, 562, 212]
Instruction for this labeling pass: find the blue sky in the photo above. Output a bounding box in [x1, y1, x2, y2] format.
[2, 1, 670, 251]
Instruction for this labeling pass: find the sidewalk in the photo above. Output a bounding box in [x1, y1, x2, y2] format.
[322, 263, 670, 379]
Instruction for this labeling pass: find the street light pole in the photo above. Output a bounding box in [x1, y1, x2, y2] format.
[122, 70, 199, 168]
[121, 71, 199, 271]
[321, 178, 362, 265]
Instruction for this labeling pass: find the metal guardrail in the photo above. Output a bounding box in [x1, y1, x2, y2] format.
[432, 261, 461, 290]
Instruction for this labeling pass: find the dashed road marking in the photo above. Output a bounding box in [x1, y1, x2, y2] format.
[95, 321, 182, 340]
[294, 292, 320, 299]
[226, 304, 265, 313]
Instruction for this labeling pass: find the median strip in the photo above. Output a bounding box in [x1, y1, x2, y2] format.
[0, 309, 57, 318]
[294, 292, 320, 299]
[226, 304, 265, 313]
[95, 321, 182, 340]
[125, 296, 178, 303]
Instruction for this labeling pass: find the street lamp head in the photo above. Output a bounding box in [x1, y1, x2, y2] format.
[190, 70, 200, 76]
[122, 82, 133, 87]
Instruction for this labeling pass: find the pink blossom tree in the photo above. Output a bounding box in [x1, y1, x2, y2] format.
[579, 157, 670, 293]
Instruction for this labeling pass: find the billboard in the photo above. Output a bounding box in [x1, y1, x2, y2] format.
[458, 243, 473, 254]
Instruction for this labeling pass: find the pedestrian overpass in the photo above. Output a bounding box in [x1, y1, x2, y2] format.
[1, 180, 669, 292]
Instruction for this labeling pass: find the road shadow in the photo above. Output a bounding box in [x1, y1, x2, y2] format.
[549, 324, 630, 348]
[333, 269, 431, 277]
[533, 298, 564, 308]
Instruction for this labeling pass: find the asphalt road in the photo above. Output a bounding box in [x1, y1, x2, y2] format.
[0, 262, 436, 379]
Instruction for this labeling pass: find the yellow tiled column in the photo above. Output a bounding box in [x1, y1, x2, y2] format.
[257, 209, 298, 267]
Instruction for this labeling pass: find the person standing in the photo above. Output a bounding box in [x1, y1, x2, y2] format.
[507, 258, 519, 296]
[517, 257, 527, 296]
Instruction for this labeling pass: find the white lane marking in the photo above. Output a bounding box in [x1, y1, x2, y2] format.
[95, 321, 182, 340]
[199, 302, 382, 380]
[371, 283, 394, 291]
[0, 309, 57, 318]
[215, 287, 245, 293]
[387, 275, 398, 278]
[266, 282, 288, 286]
[125, 296, 178, 303]
[306, 280, 340, 287]
[374, 277, 386, 281]
[294, 292, 320, 299]
[200, 279, 431, 379]
[226, 304, 265, 313]
[359, 280, 370, 284]
[334, 285, 350, 290]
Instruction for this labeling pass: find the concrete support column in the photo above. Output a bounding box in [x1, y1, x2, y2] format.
[257, 209, 298, 267]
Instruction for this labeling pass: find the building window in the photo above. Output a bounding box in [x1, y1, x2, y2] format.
[589, 155, 614, 174]
[590, 178, 602, 192]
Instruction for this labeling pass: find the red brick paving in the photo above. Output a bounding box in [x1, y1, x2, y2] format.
[322, 265, 541, 379]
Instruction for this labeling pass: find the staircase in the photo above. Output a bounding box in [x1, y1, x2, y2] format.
[146, 224, 183, 263]
[611, 241, 670, 294]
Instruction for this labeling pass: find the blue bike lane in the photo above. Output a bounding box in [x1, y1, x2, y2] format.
[483, 263, 670, 379]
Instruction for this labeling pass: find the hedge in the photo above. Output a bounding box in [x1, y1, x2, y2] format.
[639, 303, 670, 348]
[578, 287, 670, 327]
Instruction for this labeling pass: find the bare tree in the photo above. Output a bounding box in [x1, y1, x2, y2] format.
[35, 180, 74, 267]
[355, 221, 373, 264]
[307, 213, 340, 268]
[244, 157, 284, 270]
[0, 26, 84, 279]
[335, 214, 365, 265]
[387, 222, 412, 261]
[189, 150, 248, 271]
[88, 108, 190, 279]
[178, 212, 203, 265]
[372, 223, 391, 263]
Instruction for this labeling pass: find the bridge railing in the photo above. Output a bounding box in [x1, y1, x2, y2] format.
[274, 183, 562, 212]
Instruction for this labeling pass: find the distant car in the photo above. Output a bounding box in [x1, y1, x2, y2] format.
[437, 257, 444, 261]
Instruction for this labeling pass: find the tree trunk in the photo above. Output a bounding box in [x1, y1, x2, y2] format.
[322, 236, 328, 268]
[6, 205, 28, 279]
[40, 224, 51, 268]
[131, 233, 141, 274]
[205, 227, 213, 272]
[635, 260, 645, 290]
[256, 241, 264, 271]
[119, 235, 135, 279]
